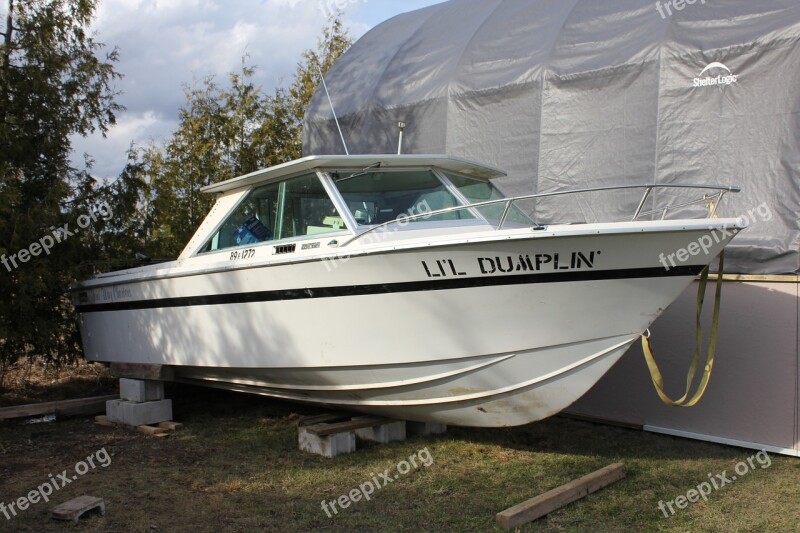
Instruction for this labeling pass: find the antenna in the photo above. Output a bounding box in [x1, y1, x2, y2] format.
[397, 121, 406, 155]
[316, 64, 349, 156]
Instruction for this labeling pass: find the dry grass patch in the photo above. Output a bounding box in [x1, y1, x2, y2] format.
[0, 358, 116, 407]
[0, 377, 797, 532]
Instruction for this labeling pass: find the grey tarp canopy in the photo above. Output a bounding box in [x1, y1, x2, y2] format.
[304, 0, 800, 274]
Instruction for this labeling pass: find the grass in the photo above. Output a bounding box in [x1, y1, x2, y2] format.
[0, 358, 117, 407]
[0, 366, 798, 532]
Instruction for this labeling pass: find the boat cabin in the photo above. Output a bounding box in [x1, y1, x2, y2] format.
[179, 155, 532, 260]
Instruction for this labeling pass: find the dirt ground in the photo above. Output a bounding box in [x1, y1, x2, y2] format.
[1, 365, 798, 532]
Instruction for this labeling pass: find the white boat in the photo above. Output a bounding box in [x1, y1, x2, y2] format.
[72, 155, 744, 427]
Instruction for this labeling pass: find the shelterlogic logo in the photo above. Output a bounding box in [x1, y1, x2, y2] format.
[693, 62, 739, 88]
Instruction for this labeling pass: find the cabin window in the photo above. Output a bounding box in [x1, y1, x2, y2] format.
[443, 172, 533, 226]
[198, 173, 346, 254]
[331, 170, 475, 226]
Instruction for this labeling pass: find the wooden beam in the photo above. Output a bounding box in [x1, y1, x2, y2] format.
[137, 424, 167, 436]
[719, 273, 799, 283]
[158, 421, 183, 431]
[558, 412, 644, 431]
[298, 412, 355, 427]
[305, 416, 395, 437]
[0, 395, 118, 421]
[110, 363, 174, 381]
[94, 415, 116, 427]
[496, 463, 626, 530]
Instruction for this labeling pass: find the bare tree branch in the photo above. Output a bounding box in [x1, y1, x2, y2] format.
[1, 0, 12, 73]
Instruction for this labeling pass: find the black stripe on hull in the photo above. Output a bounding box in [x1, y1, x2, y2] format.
[75, 265, 705, 313]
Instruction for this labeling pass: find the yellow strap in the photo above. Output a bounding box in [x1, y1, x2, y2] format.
[641, 250, 725, 407]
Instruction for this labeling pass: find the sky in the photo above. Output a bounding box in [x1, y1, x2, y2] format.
[66, 0, 444, 179]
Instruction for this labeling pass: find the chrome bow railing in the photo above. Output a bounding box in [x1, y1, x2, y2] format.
[340, 183, 741, 247]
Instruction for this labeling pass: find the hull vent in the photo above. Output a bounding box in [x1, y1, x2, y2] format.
[273, 243, 297, 255]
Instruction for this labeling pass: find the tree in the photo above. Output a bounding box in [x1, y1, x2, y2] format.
[81, 144, 155, 270]
[0, 7, 353, 383]
[0, 0, 121, 383]
[222, 58, 265, 175]
[139, 18, 352, 258]
[253, 87, 297, 166]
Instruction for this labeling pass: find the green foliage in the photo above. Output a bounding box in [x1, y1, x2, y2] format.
[84, 145, 155, 270]
[0, 0, 121, 380]
[0, 10, 352, 377]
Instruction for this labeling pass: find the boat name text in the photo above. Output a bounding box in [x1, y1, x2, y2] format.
[421, 251, 601, 278]
[99, 286, 133, 302]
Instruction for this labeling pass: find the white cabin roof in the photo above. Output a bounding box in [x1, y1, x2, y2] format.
[200, 154, 507, 194]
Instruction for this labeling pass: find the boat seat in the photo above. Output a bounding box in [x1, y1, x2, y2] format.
[306, 215, 345, 236]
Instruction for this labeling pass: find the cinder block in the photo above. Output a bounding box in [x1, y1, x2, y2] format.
[298, 427, 355, 458]
[105, 399, 172, 427]
[119, 378, 164, 403]
[51, 495, 106, 522]
[355, 420, 406, 444]
[406, 422, 448, 436]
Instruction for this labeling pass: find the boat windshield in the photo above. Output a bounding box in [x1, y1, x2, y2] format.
[331, 169, 475, 226]
[442, 171, 533, 226]
[198, 172, 347, 254]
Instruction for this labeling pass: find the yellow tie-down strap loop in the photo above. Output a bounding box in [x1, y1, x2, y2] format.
[642, 250, 725, 408]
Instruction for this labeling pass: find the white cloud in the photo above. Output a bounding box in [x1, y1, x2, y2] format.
[107, 110, 170, 145]
[73, 110, 174, 175]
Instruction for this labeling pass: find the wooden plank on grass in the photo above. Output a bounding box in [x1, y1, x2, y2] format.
[0, 395, 118, 421]
[496, 463, 626, 530]
[305, 416, 395, 437]
[158, 421, 183, 431]
[56, 398, 115, 418]
[94, 415, 116, 427]
[137, 424, 167, 436]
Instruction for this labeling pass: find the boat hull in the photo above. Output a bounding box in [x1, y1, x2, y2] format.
[172, 334, 636, 426]
[74, 221, 740, 426]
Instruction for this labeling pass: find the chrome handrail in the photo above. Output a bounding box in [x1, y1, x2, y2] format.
[339, 183, 741, 247]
